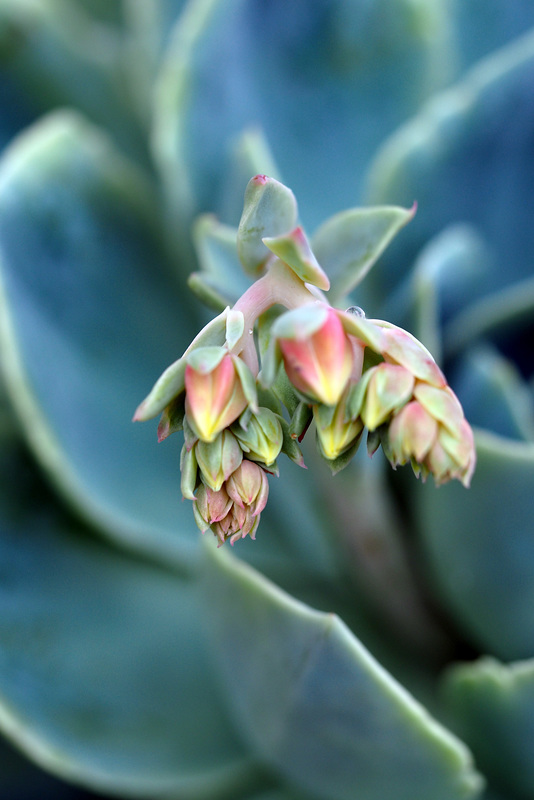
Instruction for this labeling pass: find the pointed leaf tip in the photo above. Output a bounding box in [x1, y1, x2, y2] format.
[237, 175, 298, 275]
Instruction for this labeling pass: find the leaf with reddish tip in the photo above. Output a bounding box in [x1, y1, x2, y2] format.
[263, 227, 330, 291]
[237, 175, 298, 275]
[157, 394, 186, 442]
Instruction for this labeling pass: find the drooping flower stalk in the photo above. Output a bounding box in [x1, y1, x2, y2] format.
[135, 175, 476, 546]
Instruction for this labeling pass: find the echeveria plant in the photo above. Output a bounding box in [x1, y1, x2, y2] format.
[1, 2, 534, 800]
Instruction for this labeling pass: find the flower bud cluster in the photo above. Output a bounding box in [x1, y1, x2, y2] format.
[179, 350, 284, 546]
[346, 324, 476, 487]
[135, 175, 476, 547]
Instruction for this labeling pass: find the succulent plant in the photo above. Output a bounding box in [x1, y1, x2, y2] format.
[0, 2, 534, 800]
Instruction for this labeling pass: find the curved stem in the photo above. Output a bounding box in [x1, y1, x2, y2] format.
[231, 259, 323, 374]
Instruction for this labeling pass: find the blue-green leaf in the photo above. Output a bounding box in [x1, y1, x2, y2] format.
[312, 204, 415, 304]
[452, 0, 534, 70]
[0, 110, 204, 567]
[189, 214, 251, 308]
[0, 443, 255, 798]
[153, 0, 454, 232]
[201, 544, 484, 800]
[365, 29, 534, 310]
[442, 657, 534, 799]
[0, 0, 145, 163]
[413, 430, 534, 659]
[451, 346, 534, 442]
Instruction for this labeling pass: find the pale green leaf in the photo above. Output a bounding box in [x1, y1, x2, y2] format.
[201, 544, 484, 800]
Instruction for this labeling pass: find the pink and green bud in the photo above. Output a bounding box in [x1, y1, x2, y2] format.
[185, 348, 248, 442]
[193, 483, 233, 532]
[194, 461, 268, 547]
[351, 363, 415, 431]
[226, 460, 269, 516]
[314, 386, 364, 461]
[232, 407, 283, 467]
[212, 504, 261, 547]
[386, 388, 476, 487]
[195, 429, 243, 491]
[274, 304, 354, 406]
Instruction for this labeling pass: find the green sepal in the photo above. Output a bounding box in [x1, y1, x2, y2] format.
[232, 355, 258, 413]
[256, 384, 283, 416]
[347, 369, 375, 420]
[180, 443, 198, 500]
[367, 428, 381, 457]
[258, 336, 283, 391]
[272, 366, 302, 417]
[134, 356, 186, 422]
[226, 309, 245, 350]
[182, 416, 199, 452]
[186, 272, 229, 312]
[186, 345, 227, 374]
[312, 204, 416, 303]
[263, 227, 330, 291]
[316, 428, 363, 475]
[157, 394, 186, 442]
[279, 416, 306, 469]
[134, 307, 230, 420]
[289, 402, 313, 442]
[237, 175, 298, 275]
[196, 430, 243, 491]
[232, 407, 283, 468]
[338, 311, 387, 352]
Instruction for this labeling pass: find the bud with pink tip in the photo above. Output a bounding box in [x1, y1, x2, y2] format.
[184, 348, 249, 442]
[226, 460, 269, 517]
[272, 304, 354, 406]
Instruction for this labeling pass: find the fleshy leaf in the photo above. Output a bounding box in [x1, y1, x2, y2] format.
[451, 346, 534, 442]
[406, 224, 488, 362]
[365, 28, 534, 310]
[263, 227, 330, 291]
[189, 214, 250, 309]
[219, 126, 282, 226]
[153, 0, 454, 233]
[312, 204, 415, 303]
[0, 0, 145, 163]
[442, 657, 534, 799]
[201, 544, 484, 800]
[451, 1, 534, 69]
[0, 443, 255, 798]
[413, 429, 534, 659]
[237, 175, 298, 275]
[0, 111, 204, 566]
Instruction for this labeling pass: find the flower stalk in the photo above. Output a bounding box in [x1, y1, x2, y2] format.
[135, 175, 476, 546]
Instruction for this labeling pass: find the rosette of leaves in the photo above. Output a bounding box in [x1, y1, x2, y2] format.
[0, 2, 534, 799]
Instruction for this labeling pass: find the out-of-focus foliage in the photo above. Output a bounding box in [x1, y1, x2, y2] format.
[0, 1, 533, 799]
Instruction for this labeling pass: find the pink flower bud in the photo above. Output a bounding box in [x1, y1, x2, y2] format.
[386, 393, 476, 487]
[212, 505, 261, 547]
[185, 352, 248, 442]
[277, 305, 354, 406]
[193, 484, 233, 532]
[226, 460, 269, 516]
